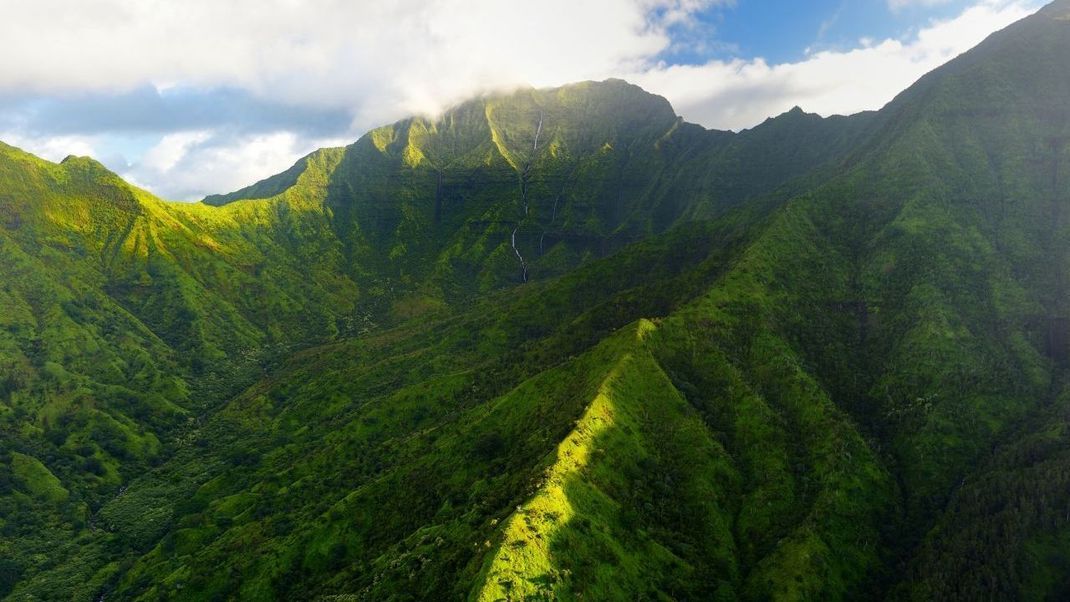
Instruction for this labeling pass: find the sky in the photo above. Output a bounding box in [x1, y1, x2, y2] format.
[0, 0, 1045, 200]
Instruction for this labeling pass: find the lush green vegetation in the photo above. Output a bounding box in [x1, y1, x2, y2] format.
[5, 2, 1070, 599]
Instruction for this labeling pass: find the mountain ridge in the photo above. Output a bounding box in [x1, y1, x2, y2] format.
[4, 2, 1070, 600]
[198, 78, 876, 210]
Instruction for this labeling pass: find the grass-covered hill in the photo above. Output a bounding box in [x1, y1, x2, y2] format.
[4, 1, 1070, 599]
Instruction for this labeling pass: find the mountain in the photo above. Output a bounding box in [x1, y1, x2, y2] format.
[0, 79, 870, 600]
[204, 79, 873, 298]
[3, 2, 1070, 600]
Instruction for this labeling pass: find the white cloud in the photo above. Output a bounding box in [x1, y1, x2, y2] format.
[122, 130, 349, 200]
[0, 0, 724, 129]
[0, 0, 728, 199]
[0, 132, 100, 162]
[629, 0, 1042, 130]
[0, 127, 338, 200]
[138, 131, 212, 174]
[889, 0, 955, 11]
[0, 0, 1046, 199]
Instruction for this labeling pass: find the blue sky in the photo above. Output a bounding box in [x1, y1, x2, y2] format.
[0, 0, 1044, 199]
[666, 0, 985, 64]
[667, 0, 984, 63]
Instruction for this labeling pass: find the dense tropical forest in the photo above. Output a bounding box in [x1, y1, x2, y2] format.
[3, 1, 1070, 599]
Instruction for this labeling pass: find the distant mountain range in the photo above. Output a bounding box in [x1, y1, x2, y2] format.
[3, 1, 1070, 599]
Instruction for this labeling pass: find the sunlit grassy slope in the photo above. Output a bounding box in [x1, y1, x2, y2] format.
[6, 1, 1070, 600]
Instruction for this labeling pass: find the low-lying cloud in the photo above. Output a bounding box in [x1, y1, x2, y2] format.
[0, 0, 1042, 200]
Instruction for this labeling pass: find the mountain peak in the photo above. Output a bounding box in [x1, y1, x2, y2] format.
[474, 78, 678, 136]
[207, 78, 682, 204]
[203, 146, 345, 206]
[750, 105, 820, 130]
[1041, 0, 1070, 16]
[60, 154, 110, 172]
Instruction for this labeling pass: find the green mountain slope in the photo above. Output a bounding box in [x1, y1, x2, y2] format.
[0, 77, 866, 599]
[0, 141, 367, 598]
[203, 79, 874, 297]
[5, 2, 1070, 600]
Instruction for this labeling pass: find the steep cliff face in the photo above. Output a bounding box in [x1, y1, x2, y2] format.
[203, 79, 874, 298]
